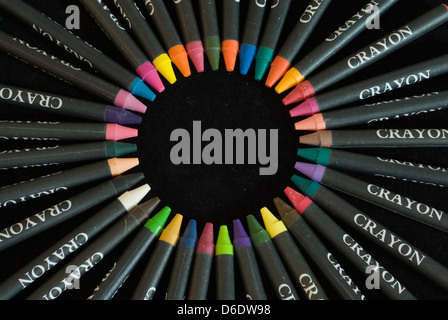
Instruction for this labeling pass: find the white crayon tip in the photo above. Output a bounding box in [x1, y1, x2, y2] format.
[118, 184, 151, 211]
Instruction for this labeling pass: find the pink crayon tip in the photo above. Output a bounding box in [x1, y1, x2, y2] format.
[115, 90, 148, 114]
[196, 222, 214, 255]
[186, 41, 205, 73]
[106, 123, 138, 141]
[289, 97, 320, 118]
[137, 62, 165, 93]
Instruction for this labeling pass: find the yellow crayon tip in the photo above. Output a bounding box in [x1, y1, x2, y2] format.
[153, 54, 177, 84]
[159, 213, 183, 246]
[275, 68, 305, 94]
[260, 207, 287, 238]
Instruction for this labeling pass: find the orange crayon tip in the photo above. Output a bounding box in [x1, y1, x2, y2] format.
[265, 56, 291, 88]
[294, 114, 326, 131]
[108, 157, 139, 176]
[275, 68, 305, 94]
[168, 44, 192, 78]
[222, 40, 239, 72]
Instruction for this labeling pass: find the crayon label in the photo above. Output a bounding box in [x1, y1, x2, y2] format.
[0, 86, 63, 109]
[327, 252, 366, 299]
[376, 129, 448, 140]
[300, 0, 324, 23]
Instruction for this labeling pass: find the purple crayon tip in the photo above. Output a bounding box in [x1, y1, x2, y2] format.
[105, 106, 142, 125]
[294, 162, 326, 183]
[232, 219, 252, 248]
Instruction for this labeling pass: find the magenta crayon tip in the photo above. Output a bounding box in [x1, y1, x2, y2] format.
[196, 222, 214, 255]
[186, 41, 205, 73]
[106, 124, 138, 141]
[294, 162, 326, 183]
[289, 97, 320, 118]
[137, 62, 166, 93]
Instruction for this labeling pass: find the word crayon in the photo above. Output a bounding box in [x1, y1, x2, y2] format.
[172, 0, 205, 73]
[297, 147, 448, 188]
[0, 121, 137, 142]
[260, 207, 328, 300]
[0, 142, 137, 171]
[266, 0, 332, 87]
[254, 0, 292, 81]
[0, 183, 152, 299]
[232, 219, 267, 300]
[90, 205, 170, 300]
[114, 0, 177, 84]
[198, 0, 221, 71]
[132, 213, 182, 300]
[291, 175, 448, 292]
[0, 158, 139, 209]
[283, 188, 416, 300]
[143, 0, 191, 78]
[0, 0, 156, 102]
[0, 31, 148, 113]
[274, 196, 366, 300]
[300, 129, 448, 148]
[222, 0, 240, 72]
[0, 173, 144, 252]
[26, 199, 162, 300]
[246, 214, 299, 300]
[79, 0, 164, 93]
[187, 223, 214, 300]
[289, 54, 448, 113]
[281, 3, 448, 103]
[165, 219, 198, 300]
[215, 225, 235, 300]
[295, 162, 448, 234]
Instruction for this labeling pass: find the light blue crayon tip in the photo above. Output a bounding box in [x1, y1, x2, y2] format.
[254, 47, 274, 81]
[130, 78, 156, 102]
[239, 44, 257, 75]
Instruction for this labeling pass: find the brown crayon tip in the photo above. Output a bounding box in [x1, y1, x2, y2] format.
[299, 131, 332, 148]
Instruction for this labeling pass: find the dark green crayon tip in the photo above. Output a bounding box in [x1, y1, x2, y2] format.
[107, 142, 138, 158]
[297, 148, 330, 166]
[144, 206, 171, 236]
[246, 215, 270, 246]
[204, 36, 221, 71]
[291, 175, 320, 198]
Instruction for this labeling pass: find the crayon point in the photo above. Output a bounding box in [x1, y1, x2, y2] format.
[294, 114, 325, 131]
[160, 214, 183, 246]
[222, 40, 239, 72]
[186, 41, 205, 73]
[297, 148, 330, 166]
[105, 107, 142, 125]
[260, 207, 286, 239]
[115, 90, 148, 114]
[283, 80, 316, 105]
[300, 131, 332, 148]
[204, 36, 221, 71]
[232, 219, 252, 248]
[273, 197, 300, 226]
[179, 219, 198, 248]
[291, 174, 320, 198]
[145, 206, 171, 236]
[254, 47, 274, 81]
[216, 225, 233, 255]
[153, 54, 177, 85]
[289, 98, 320, 117]
[246, 215, 269, 245]
[168, 45, 192, 78]
[275, 68, 304, 94]
[239, 44, 257, 75]
[137, 62, 166, 93]
[129, 78, 157, 102]
[119, 184, 151, 211]
[283, 187, 313, 215]
[106, 124, 138, 141]
[265, 56, 291, 88]
[197, 223, 214, 255]
[108, 157, 139, 176]
[109, 141, 138, 157]
[294, 162, 326, 182]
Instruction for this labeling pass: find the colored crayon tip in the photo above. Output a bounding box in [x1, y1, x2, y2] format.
[260, 207, 286, 239]
[232, 219, 252, 248]
[239, 44, 257, 75]
[204, 36, 221, 71]
[295, 162, 326, 183]
[114, 90, 148, 114]
[106, 141, 137, 158]
[246, 215, 270, 246]
[289, 98, 320, 118]
[216, 225, 233, 256]
[283, 187, 313, 215]
[196, 223, 214, 255]
[265, 56, 291, 88]
[153, 53, 177, 85]
[106, 124, 138, 141]
[283, 80, 315, 105]
[222, 40, 239, 72]
[186, 41, 205, 73]
[105, 106, 142, 125]
[297, 148, 330, 166]
[294, 114, 325, 131]
[300, 131, 332, 148]
[179, 219, 198, 249]
[254, 47, 274, 81]
[108, 157, 139, 176]
[275, 68, 304, 94]
[160, 214, 183, 246]
[118, 184, 151, 211]
[129, 78, 157, 102]
[168, 45, 192, 78]
[273, 197, 301, 227]
[137, 62, 166, 93]
[291, 174, 321, 198]
[145, 206, 171, 236]
[136, 196, 162, 218]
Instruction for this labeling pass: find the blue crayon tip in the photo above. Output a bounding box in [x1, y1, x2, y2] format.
[239, 44, 257, 75]
[130, 78, 157, 102]
[178, 219, 198, 249]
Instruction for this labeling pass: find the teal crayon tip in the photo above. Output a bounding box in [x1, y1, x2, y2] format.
[291, 174, 321, 198]
[246, 214, 270, 246]
[204, 36, 221, 71]
[130, 77, 157, 102]
[144, 206, 171, 236]
[254, 47, 274, 81]
[297, 148, 330, 166]
[239, 44, 257, 75]
[107, 141, 137, 158]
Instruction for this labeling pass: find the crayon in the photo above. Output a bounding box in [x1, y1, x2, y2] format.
[291, 175, 448, 292]
[283, 188, 416, 300]
[246, 214, 299, 300]
[221, 0, 240, 72]
[0, 173, 144, 252]
[0, 83, 142, 125]
[187, 223, 214, 300]
[232, 219, 267, 300]
[266, 0, 332, 87]
[0, 142, 137, 171]
[132, 213, 183, 300]
[297, 147, 448, 188]
[295, 162, 448, 234]
[289, 54, 448, 114]
[281, 4, 448, 103]
[254, 0, 292, 81]
[275, 0, 399, 94]
[143, 0, 191, 78]
[0, 0, 156, 102]
[0, 121, 138, 142]
[26, 199, 162, 300]
[79, 0, 164, 93]
[299, 129, 448, 149]
[215, 225, 235, 300]
[293, 91, 448, 129]
[172, 0, 205, 73]
[0, 158, 139, 209]
[260, 207, 329, 300]
[0, 183, 153, 300]
[165, 219, 198, 300]
[198, 0, 221, 71]
[113, 0, 177, 84]
[89, 205, 170, 300]
[273, 197, 366, 300]
[0, 31, 148, 113]
[239, 0, 268, 75]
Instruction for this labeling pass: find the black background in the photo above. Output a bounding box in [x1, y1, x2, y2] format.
[0, 0, 447, 307]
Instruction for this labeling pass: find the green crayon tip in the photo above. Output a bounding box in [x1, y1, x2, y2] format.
[254, 47, 274, 81]
[291, 175, 321, 198]
[297, 148, 330, 166]
[107, 142, 137, 158]
[144, 206, 171, 236]
[216, 225, 233, 256]
[204, 36, 221, 71]
[246, 215, 270, 246]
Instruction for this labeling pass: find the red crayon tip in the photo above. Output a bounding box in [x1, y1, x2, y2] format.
[283, 187, 313, 214]
[196, 223, 214, 255]
[282, 81, 316, 106]
[265, 56, 291, 88]
[106, 124, 138, 141]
